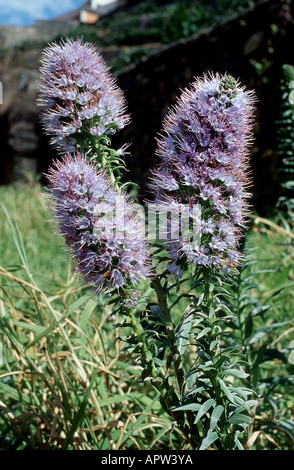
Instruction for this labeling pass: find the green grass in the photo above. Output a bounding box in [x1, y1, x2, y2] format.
[0, 182, 69, 283]
[0, 181, 175, 450]
[245, 216, 294, 327]
[0, 181, 293, 450]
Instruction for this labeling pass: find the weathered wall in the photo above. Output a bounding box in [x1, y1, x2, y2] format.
[112, 0, 294, 214]
[0, 48, 54, 184]
[0, 0, 293, 215]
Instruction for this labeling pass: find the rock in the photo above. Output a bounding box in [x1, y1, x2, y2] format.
[8, 122, 39, 154]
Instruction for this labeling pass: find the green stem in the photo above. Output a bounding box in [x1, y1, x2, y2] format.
[86, 136, 122, 191]
[201, 268, 236, 450]
[150, 277, 198, 448]
[128, 307, 182, 416]
[151, 277, 186, 395]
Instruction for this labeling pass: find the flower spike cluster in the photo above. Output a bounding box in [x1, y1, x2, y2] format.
[149, 73, 255, 273]
[47, 153, 151, 299]
[38, 38, 130, 154]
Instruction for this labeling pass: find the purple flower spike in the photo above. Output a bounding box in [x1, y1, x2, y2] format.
[149, 73, 256, 273]
[38, 37, 130, 153]
[47, 152, 151, 294]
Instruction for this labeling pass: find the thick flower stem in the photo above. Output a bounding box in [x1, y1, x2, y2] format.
[151, 278, 185, 393]
[128, 308, 180, 409]
[91, 140, 120, 190]
[151, 277, 197, 447]
[128, 305, 198, 449]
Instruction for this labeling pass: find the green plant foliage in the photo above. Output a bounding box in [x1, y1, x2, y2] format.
[276, 64, 294, 220]
[219, 236, 294, 450]
[0, 207, 174, 450]
[0, 185, 293, 450]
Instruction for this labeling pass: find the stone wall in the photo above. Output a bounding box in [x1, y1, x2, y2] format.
[1, 0, 293, 215]
[0, 47, 55, 184]
[0, 20, 79, 50]
[112, 0, 294, 214]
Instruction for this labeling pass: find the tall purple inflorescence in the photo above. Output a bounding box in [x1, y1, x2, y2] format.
[149, 73, 255, 274]
[47, 152, 151, 300]
[38, 38, 130, 153]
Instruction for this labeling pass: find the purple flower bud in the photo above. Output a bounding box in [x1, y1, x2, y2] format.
[47, 152, 151, 293]
[148, 73, 255, 273]
[38, 37, 130, 153]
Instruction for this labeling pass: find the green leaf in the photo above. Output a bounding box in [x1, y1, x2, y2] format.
[248, 330, 267, 345]
[149, 424, 174, 449]
[175, 307, 193, 357]
[230, 386, 253, 400]
[63, 374, 96, 449]
[250, 305, 272, 317]
[226, 413, 252, 425]
[0, 381, 31, 405]
[230, 395, 246, 407]
[209, 405, 224, 431]
[251, 343, 268, 370]
[234, 436, 244, 450]
[119, 393, 160, 447]
[13, 321, 48, 335]
[272, 265, 292, 288]
[249, 321, 291, 345]
[79, 298, 98, 330]
[244, 314, 253, 339]
[261, 348, 288, 364]
[1, 204, 31, 276]
[209, 340, 218, 351]
[150, 304, 164, 322]
[66, 294, 90, 316]
[98, 392, 144, 408]
[173, 403, 201, 412]
[219, 379, 236, 404]
[222, 368, 249, 379]
[195, 327, 212, 340]
[194, 398, 216, 424]
[199, 430, 219, 450]
[25, 309, 72, 350]
[196, 292, 205, 306]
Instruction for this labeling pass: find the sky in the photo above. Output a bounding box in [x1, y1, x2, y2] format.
[0, 0, 86, 26]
